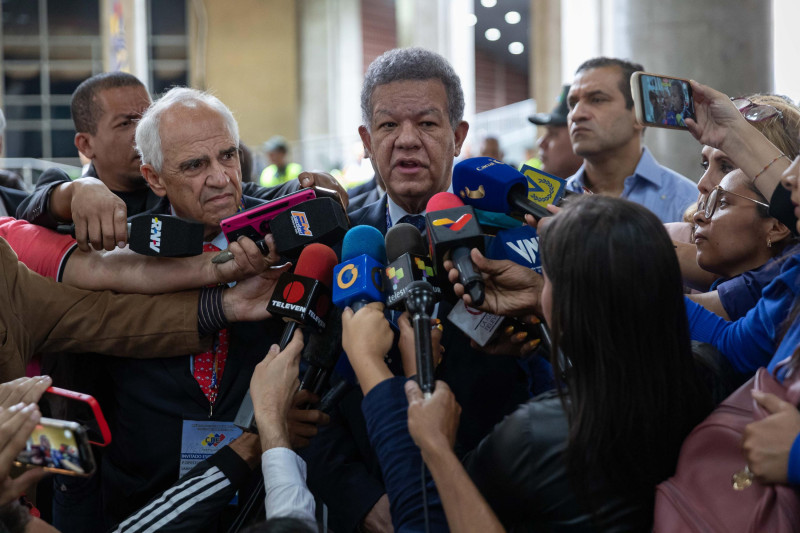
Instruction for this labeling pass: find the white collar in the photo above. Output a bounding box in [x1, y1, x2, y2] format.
[386, 182, 454, 227]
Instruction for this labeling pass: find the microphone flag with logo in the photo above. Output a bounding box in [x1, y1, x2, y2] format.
[384, 223, 441, 310]
[425, 192, 486, 306]
[452, 156, 553, 220]
[236, 243, 338, 433]
[59, 213, 205, 257]
[270, 197, 350, 260]
[332, 225, 386, 311]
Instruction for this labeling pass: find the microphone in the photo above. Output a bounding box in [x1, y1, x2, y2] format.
[57, 213, 205, 257]
[452, 157, 552, 220]
[269, 197, 350, 261]
[267, 243, 338, 348]
[235, 243, 338, 433]
[425, 192, 486, 306]
[384, 223, 441, 310]
[332, 225, 386, 312]
[405, 280, 437, 397]
[487, 224, 542, 273]
[298, 308, 343, 397]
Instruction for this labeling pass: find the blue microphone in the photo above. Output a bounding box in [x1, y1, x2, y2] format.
[332, 225, 386, 311]
[487, 224, 542, 273]
[453, 157, 552, 220]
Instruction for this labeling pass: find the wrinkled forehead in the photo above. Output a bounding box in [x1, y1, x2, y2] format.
[160, 106, 237, 164]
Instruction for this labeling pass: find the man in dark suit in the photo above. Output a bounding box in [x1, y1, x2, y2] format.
[94, 87, 325, 530]
[300, 47, 529, 532]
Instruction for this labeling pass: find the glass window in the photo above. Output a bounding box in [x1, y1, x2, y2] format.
[52, 129, 78, 158]
[2, 1, 39, 37]
[5, 130, 43, 158]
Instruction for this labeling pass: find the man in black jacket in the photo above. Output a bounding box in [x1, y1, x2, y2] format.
[300, 47, 529, 532]
[15, 72, 345, 251]
[91, 87, 329, 530]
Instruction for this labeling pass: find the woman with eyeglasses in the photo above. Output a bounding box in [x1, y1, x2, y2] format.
[672, 91, 800, 321]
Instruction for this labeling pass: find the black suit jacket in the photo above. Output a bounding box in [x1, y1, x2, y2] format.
[99, 194, 282, 528]
[301, 195, 529, 531]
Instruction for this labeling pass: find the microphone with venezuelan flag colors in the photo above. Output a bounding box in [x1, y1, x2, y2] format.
[425, 192, 485, 306]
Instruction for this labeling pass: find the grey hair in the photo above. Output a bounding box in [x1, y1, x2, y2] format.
[135, 87, 239, 172]
[0, 108, 6, 134]
[360, 47, 465, 130]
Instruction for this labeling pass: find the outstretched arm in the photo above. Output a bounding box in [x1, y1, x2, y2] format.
[406, 380, 504, 533]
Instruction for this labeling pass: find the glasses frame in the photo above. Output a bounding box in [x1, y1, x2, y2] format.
[703, 185, 770, 219]
[731, 97, 784, 123]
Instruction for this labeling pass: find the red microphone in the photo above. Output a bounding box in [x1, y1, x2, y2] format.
[425, 192, 486, 305]
[235, 243, 338, 434]
[267, 243, 339, 348]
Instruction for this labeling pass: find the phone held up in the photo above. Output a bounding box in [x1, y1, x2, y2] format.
[630, 72, 695, 130]
[15, 417, 95, 477]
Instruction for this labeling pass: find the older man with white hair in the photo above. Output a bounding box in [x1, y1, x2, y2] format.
[96, 87, 327, 530]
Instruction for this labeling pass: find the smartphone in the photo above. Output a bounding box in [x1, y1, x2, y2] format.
[15, 417, 95, 476]
[221, 188, 317, 248]
[631, 72, 695, 130]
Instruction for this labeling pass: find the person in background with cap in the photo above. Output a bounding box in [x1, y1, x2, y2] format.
[259, 135, 303, 188]
[528, 85, 584, 179]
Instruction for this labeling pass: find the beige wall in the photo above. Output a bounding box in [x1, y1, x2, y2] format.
[190, 0, 299, 147]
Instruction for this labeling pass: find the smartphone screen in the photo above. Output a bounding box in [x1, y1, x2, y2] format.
[15, 418, 94, 476]
[637, 74, 695, 128]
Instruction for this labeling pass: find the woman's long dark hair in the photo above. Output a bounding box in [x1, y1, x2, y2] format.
[540, 196, 711, 509]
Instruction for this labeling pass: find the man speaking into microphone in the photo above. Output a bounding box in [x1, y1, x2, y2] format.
[301, 47, 529, 533]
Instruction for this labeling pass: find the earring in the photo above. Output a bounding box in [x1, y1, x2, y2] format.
[768, 237, 773, 248]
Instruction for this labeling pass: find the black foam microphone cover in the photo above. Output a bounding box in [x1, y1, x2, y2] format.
[58, 213, 205, 257]
[385, 223, 427, 262]
[270, 198, 350, 260]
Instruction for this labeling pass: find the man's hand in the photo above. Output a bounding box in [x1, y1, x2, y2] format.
[287, 389, 330, 449]
[0, 376, 52, 408]
[361, 494, 393, 533]
[220, 261, 292, 323]
[405, 380, 461, 457]
[251, 331, 304, 452]
[0, 403, 48, 506]
[297, 171, 349, 210]
[742, 390, 800, 485]
[56, 177, 128, 252]
[397, 312, 443, 378]
[341, 303, 394, 395]
[445, 248, 543, 316]
[212, 234, 285, 285]
[227, 432, 263, 469]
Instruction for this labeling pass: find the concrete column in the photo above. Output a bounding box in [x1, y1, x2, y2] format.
[562, 0, 773, 182]
[297, 0, 363, 171]
[394, 0, 476, 135]
[190, 0, 300, 148]
[530, 0, 563, 117]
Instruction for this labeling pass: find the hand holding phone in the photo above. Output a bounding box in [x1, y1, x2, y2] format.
[631, 72, 695, 130]
[0, 402, 49, 505]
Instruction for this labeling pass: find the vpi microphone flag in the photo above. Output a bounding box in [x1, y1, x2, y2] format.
[519, 164, 567, 208]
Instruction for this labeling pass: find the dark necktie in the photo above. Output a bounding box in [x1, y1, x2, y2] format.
[398, 214, 426, 234]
